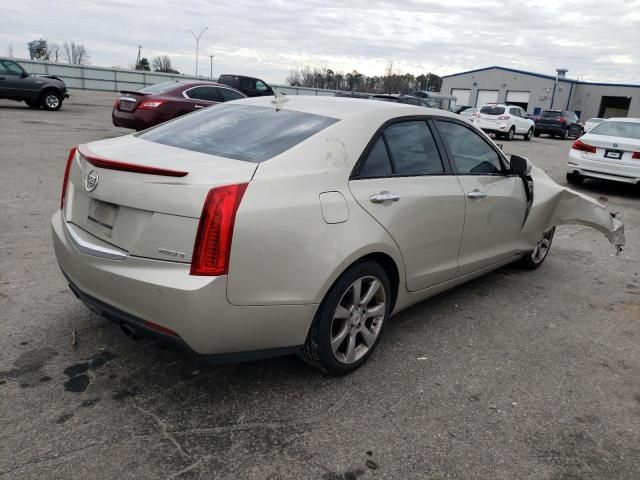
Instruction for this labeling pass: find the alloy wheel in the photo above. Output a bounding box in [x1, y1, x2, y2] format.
[330, 276, 386, 364]
[45, 94, 60, 109]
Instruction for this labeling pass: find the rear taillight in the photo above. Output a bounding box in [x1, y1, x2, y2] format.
[138, 100, 164, 110]
[61, 146, 77, 209]
[112, 97, 119, 109]
[572, 139, 596, 153]
[190, 183, 248, 276]
[497, 115, 510, 120]
[559, 117, 566, 124]
[632, 152, 640, 160]
[473, 112, 480, 118]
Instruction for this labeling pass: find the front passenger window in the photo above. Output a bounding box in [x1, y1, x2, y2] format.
[436, 120, 504, 175]
[1, 60, 24, 76]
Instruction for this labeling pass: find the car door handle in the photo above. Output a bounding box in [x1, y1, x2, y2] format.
[467, 190, 487, 200]
[369, 192, 400, 203]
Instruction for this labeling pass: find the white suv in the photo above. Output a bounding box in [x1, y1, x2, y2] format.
[474, 104, 535, 141]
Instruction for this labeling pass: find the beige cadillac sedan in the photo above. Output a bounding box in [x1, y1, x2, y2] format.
[52, 96, 624, 375]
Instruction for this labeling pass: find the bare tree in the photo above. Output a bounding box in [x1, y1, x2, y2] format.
[61, 41, 89, 65]
[48, 43, 60, 63]
[151, 55, 179, 74]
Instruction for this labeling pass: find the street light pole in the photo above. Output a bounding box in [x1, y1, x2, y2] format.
[210, 55, 214, 79]
[187, 27, 208, 76]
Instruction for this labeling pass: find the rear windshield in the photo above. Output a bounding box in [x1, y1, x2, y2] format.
[542, 111, 562, 117]
[137, 104, 339, 163]
[480, 106, 505, 115]
[139, 82, 181, 94]
[588, 121, 640, 140]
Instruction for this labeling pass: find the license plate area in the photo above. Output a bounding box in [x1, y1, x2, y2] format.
[87, 199, 119, 238]
[119, 99, 136, 112]
[604, 149, 622, 160]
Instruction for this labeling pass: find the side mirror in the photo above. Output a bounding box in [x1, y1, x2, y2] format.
[21, 72, 29, 78]
[510, 154, 532, 176]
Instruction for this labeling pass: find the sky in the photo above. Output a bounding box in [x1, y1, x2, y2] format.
[1, 0, 639, 84]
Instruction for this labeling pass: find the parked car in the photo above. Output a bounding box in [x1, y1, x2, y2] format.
[217, 74, 273, 97]
[534, 110, 583, 139]
[0, 57, 68, 110]
[458, 107, 478, 122]
[474, 104, 535, 140]
[584, 117, 605, 133]
[453, 105, 472, 114]
[566, 118, 640, 185]
[112, 80, 246, 130]
[370, 94, 431, 108]
[52, 97, 623, 375]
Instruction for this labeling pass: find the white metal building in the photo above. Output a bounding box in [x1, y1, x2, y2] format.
[441, 66, 640, 120]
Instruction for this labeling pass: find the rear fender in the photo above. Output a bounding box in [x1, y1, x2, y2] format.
[520, 166, 625, 251]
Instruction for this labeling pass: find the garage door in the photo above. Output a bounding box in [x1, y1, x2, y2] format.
[451, 89, 471, 107]
[506, 91, 530, 104]
[475, 90, 499, 107]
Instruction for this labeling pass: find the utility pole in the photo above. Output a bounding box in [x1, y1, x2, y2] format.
[187, 27, 208, 76]
[210, 55, 214, 79]
[136, 45, 142, 68]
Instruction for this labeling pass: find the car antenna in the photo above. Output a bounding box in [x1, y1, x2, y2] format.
[271, 89, 289, 111]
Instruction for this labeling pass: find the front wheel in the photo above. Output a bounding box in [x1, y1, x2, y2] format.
[566, 172, 584, 185]
[518, 227, 555, 270]
[534, 131, 540, 137]
[298, 261, 391, 375]
[561, 128, 569, 140]
[41, 91, 62, 111]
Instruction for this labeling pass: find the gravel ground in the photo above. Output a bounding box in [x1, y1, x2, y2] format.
[1, 91, 639, 479]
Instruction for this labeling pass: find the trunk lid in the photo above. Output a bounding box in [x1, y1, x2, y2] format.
[64, 135, 257, 263]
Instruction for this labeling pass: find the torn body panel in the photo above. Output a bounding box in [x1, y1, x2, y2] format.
[519, 166, 625, 251]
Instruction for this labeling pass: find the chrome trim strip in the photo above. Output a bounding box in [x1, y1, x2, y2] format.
[64, 222, 128, 260]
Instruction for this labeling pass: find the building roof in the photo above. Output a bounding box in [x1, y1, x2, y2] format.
[441, 66, 640, 89]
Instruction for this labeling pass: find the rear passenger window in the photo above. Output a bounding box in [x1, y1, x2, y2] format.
[186, 86, 221, 102]
[436, 120, 503, 175]
[509, 107, 520, 116]
[218, 88, 244, 102]
[359, 137, 392, 178]
[384, 121, 444, 175]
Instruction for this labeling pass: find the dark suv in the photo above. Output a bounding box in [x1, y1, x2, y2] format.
[217, 74, 273, 97]
[0, 58, 68, 110]
[534, 110, 583, 139]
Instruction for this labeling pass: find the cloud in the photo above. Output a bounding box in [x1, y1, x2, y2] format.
[2, 0, 638, 84]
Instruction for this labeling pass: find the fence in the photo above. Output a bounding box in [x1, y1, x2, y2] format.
[15, 59, 340, 97]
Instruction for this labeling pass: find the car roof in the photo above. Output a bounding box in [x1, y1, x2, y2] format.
[233, 95, 458, 120]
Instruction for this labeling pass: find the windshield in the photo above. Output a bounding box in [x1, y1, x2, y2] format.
[137, 104, 339, 162]
[588, 121, 640, 140]
[139, 82, 182, 94]
[480, 106, 505, 115]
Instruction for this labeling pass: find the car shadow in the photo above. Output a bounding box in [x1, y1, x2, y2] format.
[569, 177, 640, 200]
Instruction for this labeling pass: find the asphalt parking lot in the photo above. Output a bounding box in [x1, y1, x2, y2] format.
[1, 91, 639, 480]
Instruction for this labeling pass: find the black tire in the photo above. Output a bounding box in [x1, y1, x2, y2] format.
[298, 260, 391, 375]
[524, 128, 533, 141]
[25, 99, 40, 109]
[533, 131, 540, 137]
[41, 90, 63, 111]
[518, 227, 555, 270]
[506, 127, 515, 141]
[566, 172, 584, 185]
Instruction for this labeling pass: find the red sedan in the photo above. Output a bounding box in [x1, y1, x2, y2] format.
[112, 81, 246, 130]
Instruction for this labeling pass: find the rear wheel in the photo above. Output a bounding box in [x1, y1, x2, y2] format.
[561, 128, 569, 140]
[506, 127, 515, 141]
[25, 99, 40, 109]
[299, 260, 391, 375]
[534, 131, 540, 137]
[566, 172, 584, 185]
[41, 90, 62, 111]
[518, 227, 555, 270]
[524, 128, 533, 141]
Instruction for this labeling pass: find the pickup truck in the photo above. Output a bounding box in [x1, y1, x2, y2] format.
[0, 57, 68, 110]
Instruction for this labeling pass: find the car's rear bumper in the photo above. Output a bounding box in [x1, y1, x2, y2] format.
[51, 210, 314, 357]
[567, 150, 640, 184]
[112, 109, 161, 130]
[535, 124, 566, 135]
